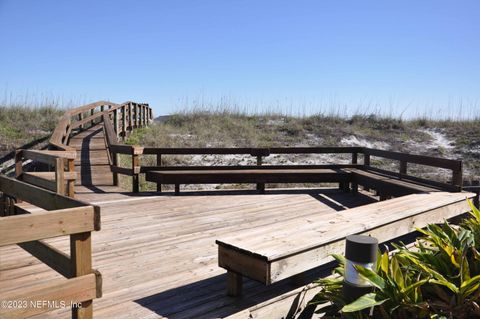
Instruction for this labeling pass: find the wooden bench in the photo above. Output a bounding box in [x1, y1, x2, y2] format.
[145, 167, 353, 195]
[348, 168, 443, 199]
[216, 191, 474, 296]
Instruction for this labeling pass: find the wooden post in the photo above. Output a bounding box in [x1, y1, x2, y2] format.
[70, 232, 93, 319]
[132, 103, 136, 129]
[113, 109, 118, 136]
[145, 105, 148, 125]
[156, 154, 162, 192]
[352, 152, 358, 165]
[399, 160, 407, 176]
[256, 155, 265, 192]
[122, 105, 126, 141]
[68, 158, 75, 198]
[227, 271, 243, 297]
[364, 154, 370, 166]
[132, 153, 139, 193]
[144, 105, 147, 126]
[452, 162, 463, 189]
[55, 158, 66, 196]
[90, 109, 95, 127]
[175, 184, 180, 195]
[363, 154, 371, 192]
[112, 152, 119, 186]
[78, 113, 83, 130]
[15, 150, 23, 180]
[128, 103, 133, 133]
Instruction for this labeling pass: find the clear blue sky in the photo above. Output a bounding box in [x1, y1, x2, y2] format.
[1, 0, 479, 118]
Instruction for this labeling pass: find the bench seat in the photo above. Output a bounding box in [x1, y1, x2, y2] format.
[348, 168, 442, 197]
[145, 168, 352, 194]
[216, 192, 474, 296]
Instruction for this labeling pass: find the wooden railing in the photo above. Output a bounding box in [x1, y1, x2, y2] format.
[99, 116, 464, 193]
[362, 148, 463, 190]
[15, 100, 153, 196]
[0, 175, 101, 319]
[15, 149, 77, 197]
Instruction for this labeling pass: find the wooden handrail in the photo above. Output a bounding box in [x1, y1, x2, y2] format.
[15, 100, 153, 196]
[363, 148, 463, 187]
[0, 175, 101, 319]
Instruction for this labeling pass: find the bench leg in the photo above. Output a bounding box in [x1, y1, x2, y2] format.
[175, 184, 180, 195]
[339, 182, 350, 192]
[227, 271, 243, 297]
[351, 182, 358, 194]
[257, 183, 265, 194]
[379, 194, 389, 201]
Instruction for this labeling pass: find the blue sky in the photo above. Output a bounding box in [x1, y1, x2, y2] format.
[0, 0, 479, 118]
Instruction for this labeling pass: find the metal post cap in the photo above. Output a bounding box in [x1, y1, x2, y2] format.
[345, 235, 378, 263]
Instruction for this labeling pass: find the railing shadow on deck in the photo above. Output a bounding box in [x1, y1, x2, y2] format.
[133, 265, 333, 319]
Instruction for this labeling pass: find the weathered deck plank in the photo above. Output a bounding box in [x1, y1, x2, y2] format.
[0, 187, 377, 318]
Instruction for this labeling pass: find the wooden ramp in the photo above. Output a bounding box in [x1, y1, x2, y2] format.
[68, 124, 114, 186]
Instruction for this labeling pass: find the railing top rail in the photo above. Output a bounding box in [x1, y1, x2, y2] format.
[0, 175, 95, 211]
[141, 146, 363, 156]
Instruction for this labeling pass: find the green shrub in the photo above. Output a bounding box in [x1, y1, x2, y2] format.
[309, 200, 480, 319]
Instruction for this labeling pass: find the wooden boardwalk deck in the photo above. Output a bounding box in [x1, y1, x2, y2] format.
[3, 101, 473, 319]
[69, 124, 114, 186]
[0, 187, 377, 318]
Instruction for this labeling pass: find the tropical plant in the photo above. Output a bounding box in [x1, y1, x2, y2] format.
[308, 199, 480, 319]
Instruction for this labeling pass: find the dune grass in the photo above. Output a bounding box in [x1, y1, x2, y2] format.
[0, 103, 64, 156]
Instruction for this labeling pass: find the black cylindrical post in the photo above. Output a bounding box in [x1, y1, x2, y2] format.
[343, 235, 378, 302]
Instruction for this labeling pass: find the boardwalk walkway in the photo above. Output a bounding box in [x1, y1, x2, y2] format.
[69, 124, 114, 187]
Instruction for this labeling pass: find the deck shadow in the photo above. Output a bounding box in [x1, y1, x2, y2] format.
[133, 263, 335, 319]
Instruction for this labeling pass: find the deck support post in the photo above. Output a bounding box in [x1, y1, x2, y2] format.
[452, 162, 463, 190]
[352, 152, 358, 165]
[256, 155, 265, 192]
[363, 154, 371, 192]
[399, 160, 407, 175]
[175, 184, 180, 195]
[122, 105, 126, 141]
[128, 103, 133, 133]
[132, 153, 139, 193]
[227, 271, 243, 297]
[112, 152, 119, 186]
[351, 181, 358, 194]
[113, 109, 118, 137]
[55, 158, 66, 196]
[156, 154, 162, 192]
[15, 149, 23, 180]
[70, 232, 93, 319]
[90, 109, 95, 127]
[67, 158, 75, 198]
[78, 113, 83, 130]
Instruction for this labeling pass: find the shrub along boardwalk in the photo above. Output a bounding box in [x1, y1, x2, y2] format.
[1, 100, 475, 318]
